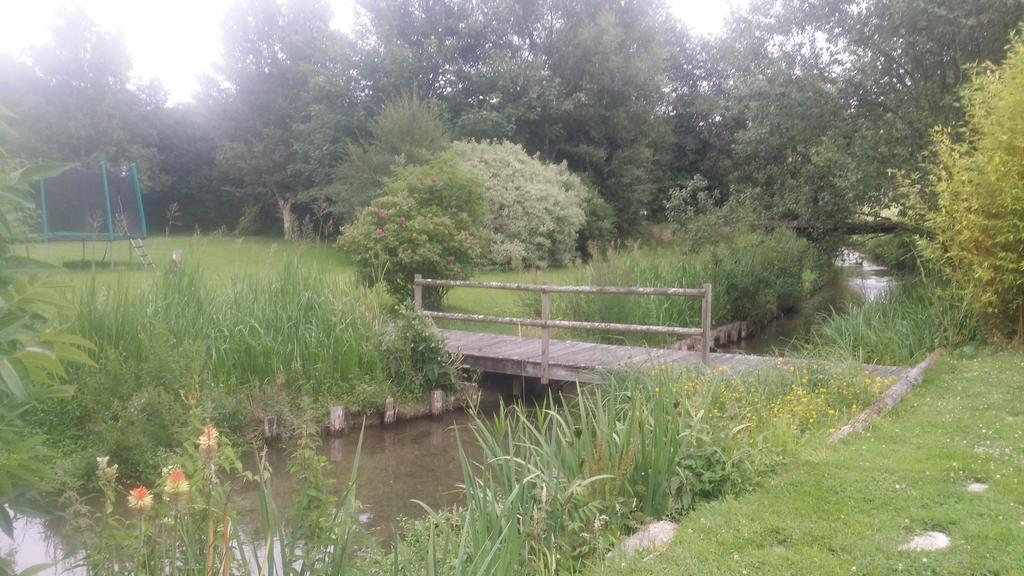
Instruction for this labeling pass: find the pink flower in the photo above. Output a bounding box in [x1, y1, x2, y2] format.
[398, 217, 407, 226]
[374, 227, 385, 237]
[430, 177, 439, 185]
[447, 257, 455, 265]
[376, 209, 386, 221]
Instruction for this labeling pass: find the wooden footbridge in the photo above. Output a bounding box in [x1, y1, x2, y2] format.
[413, 276, 910, 384]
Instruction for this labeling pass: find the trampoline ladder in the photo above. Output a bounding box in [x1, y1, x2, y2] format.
[129, 237, 155, 268]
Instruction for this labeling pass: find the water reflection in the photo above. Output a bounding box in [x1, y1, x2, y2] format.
[2, 400, 497, 574]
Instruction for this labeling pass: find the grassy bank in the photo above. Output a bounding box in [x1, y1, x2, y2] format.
[599, 350, 1024, 575]
[32, 262, 460, 482]
[799, 274, 978, 365]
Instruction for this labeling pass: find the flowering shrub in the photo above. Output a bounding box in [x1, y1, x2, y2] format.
[454, 140, 588, 268]
[340, 154, 484, 305]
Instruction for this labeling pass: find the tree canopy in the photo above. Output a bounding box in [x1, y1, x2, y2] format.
[0, 0, 1021, 241]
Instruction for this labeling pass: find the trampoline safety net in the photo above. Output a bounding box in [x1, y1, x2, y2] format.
[31, 163, 148, 241]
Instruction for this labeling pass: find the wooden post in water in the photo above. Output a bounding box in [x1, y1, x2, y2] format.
[465, 383, 481, 407]
[329, 405, 347, 435]
[701, 283, 712, 366]
[263, 415, 278, 439]
[430, 390, 444, 417]
[383, 396, 396, 425]
[413, 274, 423, 312]
[540, 282, 551, 385]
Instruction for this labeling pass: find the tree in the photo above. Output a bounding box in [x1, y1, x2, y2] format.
[668, 0, 1024, 237]
[214, 0, 357, 237]
[318, 93, 450, 222]
[926, 34, 1024, 338]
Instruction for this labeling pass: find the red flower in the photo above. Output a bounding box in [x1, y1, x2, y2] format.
[430, 177, 439, 185]
[128, 485, 154, 513]
[447, 257, 455, 265]
[374, 228, 385, 237]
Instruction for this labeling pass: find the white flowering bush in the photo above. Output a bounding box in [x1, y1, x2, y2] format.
[454, 140, 588, 268]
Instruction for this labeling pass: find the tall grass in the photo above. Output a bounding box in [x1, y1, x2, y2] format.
[453, 362, 886, 573]
[39, 262, 460, 482]
[74, 262, 389, 401]
[799, 273, 978, 365]
[555, 231, 826, 341]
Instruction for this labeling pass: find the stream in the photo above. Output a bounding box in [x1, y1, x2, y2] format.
[1, 250, 896, 574]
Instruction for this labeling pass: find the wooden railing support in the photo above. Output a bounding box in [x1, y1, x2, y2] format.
[701, 283, 712, 366]
[541, 282, 551, 384]
[412, 275, 716, 374]
[413, 273, 423, 312]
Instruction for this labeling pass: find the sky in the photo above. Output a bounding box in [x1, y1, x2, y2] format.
[0, 0, 745, 103]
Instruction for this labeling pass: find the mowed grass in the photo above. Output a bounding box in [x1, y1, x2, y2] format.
[17, 235, 349, 282]
[598, 351, 1024, 576]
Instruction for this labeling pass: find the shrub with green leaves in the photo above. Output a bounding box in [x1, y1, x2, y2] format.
[453, 140, 588, 268]
[926, 35, 1024, 337]
[340, 154, 485, 305]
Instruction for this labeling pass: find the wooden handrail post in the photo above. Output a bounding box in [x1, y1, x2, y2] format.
[413, 274, 423, 312]
[541, 282, 551, 385]
[701, 283, 712, 366]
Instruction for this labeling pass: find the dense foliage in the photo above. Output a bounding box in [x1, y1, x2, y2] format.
[0, 108, 93, 547]
[340, 154, 485, 304]
[925, 35, 1024, 338]
[454, 140, 588, 268]
[1, 0, 1019, 241]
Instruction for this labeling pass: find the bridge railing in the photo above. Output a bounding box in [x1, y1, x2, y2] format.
[413, 275, 713, 383]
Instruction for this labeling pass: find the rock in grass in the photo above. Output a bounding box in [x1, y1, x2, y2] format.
[619, 520, 678, 556]
[966, 482, 988, 493]
[899, 531, 950, 551]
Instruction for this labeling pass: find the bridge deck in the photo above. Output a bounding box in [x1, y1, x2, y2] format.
[440, 329, 910, 383]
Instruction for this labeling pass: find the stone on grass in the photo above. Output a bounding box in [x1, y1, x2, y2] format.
[899, 531, 950, 551]
[966, 482, 988, 493]
[620, 520, 678, 556]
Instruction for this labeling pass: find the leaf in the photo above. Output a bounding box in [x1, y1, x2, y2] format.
[0, 358, 27, 401]
[17, 563, 55, 576]
[0, 506, 12, 539]
[9, 162, 74, 186]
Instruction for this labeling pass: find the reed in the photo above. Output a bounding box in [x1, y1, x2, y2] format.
[554, 231, 824, 343]
[799, 273, 978, 365]
[454, 361, 884, 573]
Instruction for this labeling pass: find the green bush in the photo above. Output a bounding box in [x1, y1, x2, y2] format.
[926, 35, 1024, 337]
[383, 305, 463, 398]
[340, 154, 485, 305]
[453, 140, 588, 268]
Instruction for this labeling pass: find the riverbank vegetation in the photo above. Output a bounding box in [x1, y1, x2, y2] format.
[3, 0, 1024, 573]
[53, 360, 890, 575]
[602, 351, 1024, 575]
[31, 264, 461, 484]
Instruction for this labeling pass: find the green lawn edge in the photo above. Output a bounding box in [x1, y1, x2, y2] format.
[598, 351, 1024, 576]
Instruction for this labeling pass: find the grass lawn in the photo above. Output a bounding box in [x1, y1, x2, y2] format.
[599, 350, 1024, 576]
[17, 235, 577, 331]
